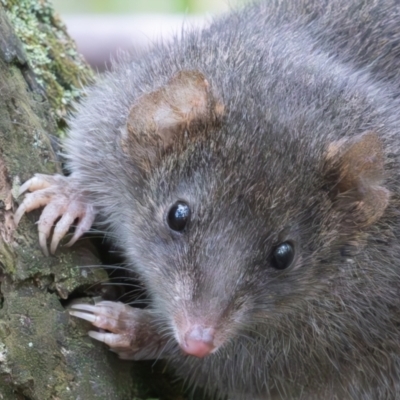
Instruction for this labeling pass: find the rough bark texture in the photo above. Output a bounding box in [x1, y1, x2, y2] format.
[0, 1, 185, 399]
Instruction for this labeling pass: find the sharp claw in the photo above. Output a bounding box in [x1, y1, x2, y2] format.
[59, 214, 81, 247]
[70, 303, 97, 313]
[39, 231, 49, 257]
[69, 310, 97, 323]
[70, 302, 134, 333]
[88, 330, 108, 343]
[65, 235, 78, 248]
[70, 309, 115, 330]
[65, 209, 95, 248]
[38, 203, 68, 254]
[50, 213, 75, 254]
[50, 238, 60, 255]
[65, 225, 86, 248]
[38, 219, 55, 255]
[14, 203, 26, 226]
[88, 331, 130, 347]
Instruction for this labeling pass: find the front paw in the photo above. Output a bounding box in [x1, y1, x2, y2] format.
[15, 173, 95, 255]
[70, 301, 166, 360]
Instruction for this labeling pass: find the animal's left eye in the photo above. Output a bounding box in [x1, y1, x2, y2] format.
[167, 201, 190, 232]
[271, 241, 295, 270]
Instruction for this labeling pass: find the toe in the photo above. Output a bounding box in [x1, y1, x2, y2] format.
[51, 212, 77, 254]
[15, 189, 54, 226]
[14, 203, 27, 226]
[19, 174, 53, 196]
[65, 205, 95, 247]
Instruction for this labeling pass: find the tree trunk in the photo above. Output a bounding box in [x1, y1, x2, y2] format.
[0, 2, 183, 399]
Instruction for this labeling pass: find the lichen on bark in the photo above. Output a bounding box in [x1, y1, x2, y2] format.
[1, 0, 94, 136]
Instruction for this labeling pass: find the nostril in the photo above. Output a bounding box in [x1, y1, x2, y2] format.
[180, 325, 215, 358]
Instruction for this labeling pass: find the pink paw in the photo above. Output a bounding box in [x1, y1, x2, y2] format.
[15, 173, 95, 256]
[70, 301, 163, 360]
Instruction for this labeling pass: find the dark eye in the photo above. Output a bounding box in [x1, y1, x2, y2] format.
[271, 242, 295, 270]
[167, 201, 190, 232]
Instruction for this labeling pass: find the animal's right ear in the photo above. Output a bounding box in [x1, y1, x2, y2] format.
[120, 70, 225, 171]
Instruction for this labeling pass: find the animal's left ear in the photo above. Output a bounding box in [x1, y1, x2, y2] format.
[325, 131, 390, 226]
[120, 70, 224, 169]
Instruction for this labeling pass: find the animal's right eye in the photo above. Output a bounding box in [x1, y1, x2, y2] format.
[270, 241, 295, 270]
[167, 201, 190, 232]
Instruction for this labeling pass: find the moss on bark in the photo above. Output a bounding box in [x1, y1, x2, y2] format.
[1, 0, 94, 137]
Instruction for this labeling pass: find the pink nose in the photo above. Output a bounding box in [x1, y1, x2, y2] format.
[180, 325, 215, 358]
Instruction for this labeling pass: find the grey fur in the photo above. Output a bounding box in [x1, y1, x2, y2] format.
[64, 1, 400, 398]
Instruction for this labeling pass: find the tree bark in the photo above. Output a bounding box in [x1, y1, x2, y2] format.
[0, 2, 184, 399]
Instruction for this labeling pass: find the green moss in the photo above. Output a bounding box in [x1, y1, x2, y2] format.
[0, 240, 16, 274]
[1, 0, 94, 137]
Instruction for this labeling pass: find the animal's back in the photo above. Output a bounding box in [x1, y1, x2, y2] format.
[249, 0, 400, 91]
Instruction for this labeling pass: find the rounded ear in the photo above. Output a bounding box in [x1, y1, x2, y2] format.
[120, 70, 225, 171]
[325, 131, 390, 226]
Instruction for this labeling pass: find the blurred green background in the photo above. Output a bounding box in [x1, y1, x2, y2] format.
[52, 0, 235, 14]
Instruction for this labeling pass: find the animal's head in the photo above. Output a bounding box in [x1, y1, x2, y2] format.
[116, 70, 389, 358]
